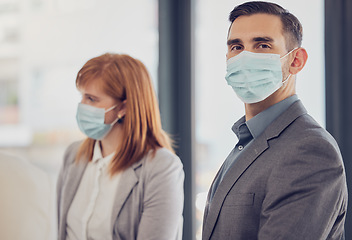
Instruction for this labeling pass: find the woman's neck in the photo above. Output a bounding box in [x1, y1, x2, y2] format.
[99, 126, 123, 157]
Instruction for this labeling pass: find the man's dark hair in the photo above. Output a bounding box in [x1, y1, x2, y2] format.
[229, 1, 303, 50]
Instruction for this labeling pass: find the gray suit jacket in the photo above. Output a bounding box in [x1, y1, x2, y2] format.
[203, 100, 347, 240]
[57, 141, 184, 240]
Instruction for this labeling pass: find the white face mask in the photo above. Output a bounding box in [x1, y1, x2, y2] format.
[225, 48, 297, 103]
[76, 103, 119, 140]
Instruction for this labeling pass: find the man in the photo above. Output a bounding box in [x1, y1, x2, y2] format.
[202, 1, 347, 240]
[0, 151, 54, 240]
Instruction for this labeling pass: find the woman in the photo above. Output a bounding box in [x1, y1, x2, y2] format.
[57, 53, 184, 240]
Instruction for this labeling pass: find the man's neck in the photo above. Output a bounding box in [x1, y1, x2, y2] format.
[245, 92, 295, 121]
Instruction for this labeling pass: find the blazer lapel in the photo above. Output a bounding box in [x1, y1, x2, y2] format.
[59, 160, 88, 240]
[110, 160, 142, 231]
[202, 100, 308, 240]
[203, 137, 269, 240]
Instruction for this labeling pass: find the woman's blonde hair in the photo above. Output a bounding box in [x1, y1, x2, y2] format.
[75, 53, 174, 175]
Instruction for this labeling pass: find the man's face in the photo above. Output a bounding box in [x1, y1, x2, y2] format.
[227, 13, 288, 60]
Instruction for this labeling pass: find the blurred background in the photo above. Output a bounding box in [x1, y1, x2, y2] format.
[0, 0, 350, 239]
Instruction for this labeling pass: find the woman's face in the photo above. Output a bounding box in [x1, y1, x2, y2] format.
[79, 80, 118, 124]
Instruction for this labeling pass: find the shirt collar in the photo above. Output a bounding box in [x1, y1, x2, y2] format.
[232, 95, 299, 139]
[232, 116, 247, 139]
[246, 94, 299, 138]
[92, 141, 115, 166]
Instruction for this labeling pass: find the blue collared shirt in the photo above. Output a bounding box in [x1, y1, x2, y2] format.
[209, 95, 299, 202]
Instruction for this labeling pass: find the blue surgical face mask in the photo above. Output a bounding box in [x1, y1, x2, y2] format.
[225, 48, 297, 103]
[76, 103, 119, 140]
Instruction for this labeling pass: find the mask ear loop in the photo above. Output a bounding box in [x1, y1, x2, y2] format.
[105, 104, 122, 126]
[281, 47, 299, 86]
[280, 47, 299, 59]
[111, 116, 120, 126]
[282, 74, 292, 85]
[105, 105, 117, 113]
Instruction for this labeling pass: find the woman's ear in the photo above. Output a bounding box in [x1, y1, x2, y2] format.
[117, 100, 127, 119]
[289, 47, 308, 75]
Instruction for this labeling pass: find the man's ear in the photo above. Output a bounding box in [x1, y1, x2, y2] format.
[289, 47, 308, 75]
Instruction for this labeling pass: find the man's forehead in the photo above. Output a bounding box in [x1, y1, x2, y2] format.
[231, 13, 282, 25]
[228, 13, 284, 41]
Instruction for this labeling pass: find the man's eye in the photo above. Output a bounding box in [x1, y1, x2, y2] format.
[231, 45, 243, 51]
[258, 44, 270, 49]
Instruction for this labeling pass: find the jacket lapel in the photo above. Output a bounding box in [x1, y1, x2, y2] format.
[110, 160, 142, 231]
[202, 137, 269, 240]
[59, 159, 88, 240]
[202, 100, 308, 240]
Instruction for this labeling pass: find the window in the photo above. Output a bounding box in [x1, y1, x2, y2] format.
[0, 1, 158, 238]
[0, 0, 158, 162]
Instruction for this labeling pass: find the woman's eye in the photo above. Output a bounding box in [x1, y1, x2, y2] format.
[84, 95, 97, 103]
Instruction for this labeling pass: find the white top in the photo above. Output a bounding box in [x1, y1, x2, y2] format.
[66, 141, 121, 240]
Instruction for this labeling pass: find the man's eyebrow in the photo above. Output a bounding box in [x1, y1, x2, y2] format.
[227, 37, 274, 46]
[227, 38, 242, 46]
[252, 37, 274, 43]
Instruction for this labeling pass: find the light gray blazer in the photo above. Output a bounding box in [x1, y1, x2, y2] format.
[57, 142, 184, 240]
[203, 100, 347, 240]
